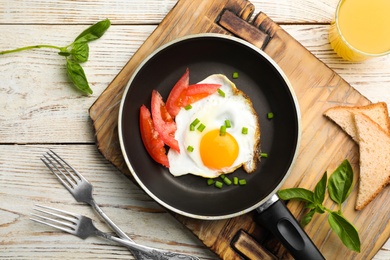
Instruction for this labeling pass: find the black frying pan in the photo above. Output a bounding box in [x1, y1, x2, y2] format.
[119, 34, 324, 259]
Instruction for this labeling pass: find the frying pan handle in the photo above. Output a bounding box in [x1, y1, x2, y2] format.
[254, 194, 325, 260]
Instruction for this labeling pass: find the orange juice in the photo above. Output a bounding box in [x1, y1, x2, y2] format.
[329, 0, 390, 61]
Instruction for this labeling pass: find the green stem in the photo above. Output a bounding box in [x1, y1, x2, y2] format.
[0, 44, 63, 55]
[324, 207, 333, 214]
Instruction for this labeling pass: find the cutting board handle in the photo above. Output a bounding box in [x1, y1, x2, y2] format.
[217, 9, 270, 50]
[231, 230, 277, 259]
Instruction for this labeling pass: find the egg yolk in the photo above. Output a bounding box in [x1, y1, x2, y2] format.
[199, 129, 239, 170]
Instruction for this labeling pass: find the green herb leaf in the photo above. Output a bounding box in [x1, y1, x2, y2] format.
[328, 212, 361, 252]
[278, 159, 359, 252]
[66, 59, 92, 94]
[315, 204, 326, 214]
[313, 171, 327, 205]
[277, 188, 314, 203]
[328, 160, 354, 205]
[301, 209, 316, 226]
[74, 18, 111, 44]
[58, 51, 71, 57]
[0, 20, 110, 96]
[71, 42, 89, 63]
[305, 202, 316, 209]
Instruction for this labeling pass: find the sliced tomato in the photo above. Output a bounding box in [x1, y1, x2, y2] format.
[181, 83, 222, 106]
[151, 90, 180, 153]
[165, 68, 189, 118]
[139, 105, 169, 167]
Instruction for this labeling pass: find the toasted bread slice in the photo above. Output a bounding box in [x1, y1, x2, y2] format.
[354, 113, 390, 210]
[324, 102, 390, 142]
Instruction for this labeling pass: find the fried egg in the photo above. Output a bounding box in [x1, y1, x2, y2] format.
[167, 74, 260, 178]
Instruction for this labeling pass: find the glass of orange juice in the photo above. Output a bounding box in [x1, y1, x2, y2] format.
[329, 0, 390, 62]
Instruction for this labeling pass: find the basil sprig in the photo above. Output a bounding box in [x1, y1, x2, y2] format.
[278, 159, 360, 252]
[0, 19, 111, 94]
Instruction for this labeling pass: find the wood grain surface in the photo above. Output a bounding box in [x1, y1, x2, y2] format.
[1, 0, 390, 259]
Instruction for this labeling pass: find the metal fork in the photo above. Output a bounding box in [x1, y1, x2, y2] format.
[40, 150, 132, 242]
[31, 205, 199, 260]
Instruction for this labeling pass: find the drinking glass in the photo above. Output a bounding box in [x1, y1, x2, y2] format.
[329, 0, 390, 62]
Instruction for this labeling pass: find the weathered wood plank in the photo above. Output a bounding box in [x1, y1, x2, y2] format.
[0, 25, 154, 143]
[0, 0, 177, 25]
[0, 144, 216, 259]
[0, 0, 338, 24]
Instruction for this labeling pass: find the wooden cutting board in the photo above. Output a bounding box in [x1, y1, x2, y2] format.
[89, 0, 390, 259]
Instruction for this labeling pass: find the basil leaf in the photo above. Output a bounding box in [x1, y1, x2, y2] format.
[71, 42, 89, 63]
[315, 204, 325, 214]
[74, 19, 111, 44]
[305, 202, 316, 209]
[328, 160, 354, 204]
[328, 212, 360, 252]
[66, 59, 92, 94]
[58, 51, 71, 57]
[278, 188, 314, 203]
[314, 171, 327, 205]
[301, 209, 316, 226]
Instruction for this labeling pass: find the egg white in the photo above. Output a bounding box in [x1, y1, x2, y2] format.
[167, 74, 260, 178]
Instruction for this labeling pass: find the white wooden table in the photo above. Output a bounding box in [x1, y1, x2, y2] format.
[1, 1, 389, 259]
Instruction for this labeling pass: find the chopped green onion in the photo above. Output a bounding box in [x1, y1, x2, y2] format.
[215, 181, 223, 189]
[217, 89, 225, 97]
[184, 105, 192, 110]
[190, 118, 200, 131]
[225, 119, 231, 128]
[220, 125, 226, 136]
[239, 179, 247, 186]
[223, 176, 232, 185]
[197, 123, 206, 132]
[261, 152, 268, 158]
[242, 127, 248, 135]
[187, 146, 194, 152]
[232, 72, 239, 79]
[207, 175, 245, 189]
[267, 112, 274, 119]
[191, 118, 200, 126]
[207, 179, 215, 186]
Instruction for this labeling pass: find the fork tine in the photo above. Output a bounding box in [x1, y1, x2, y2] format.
[30, 217, 74, 234]
[33, 204, 78, 223]
[41, 155, 74, 190]
[31, 213, 76, 229]
[42, 149, 84, 188]
[49, 149, 87, 182]
[46, 151, 80, 183]
[31, 205, 79, 234]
